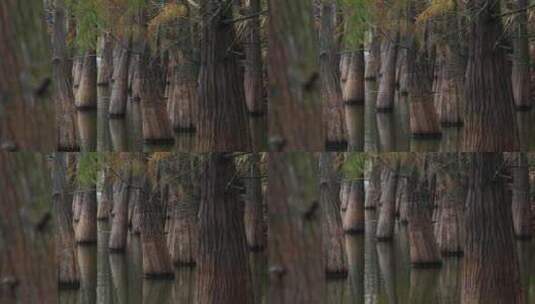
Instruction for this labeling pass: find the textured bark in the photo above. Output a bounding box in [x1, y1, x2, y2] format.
[196, 153, 252, 303]
[140, 159, 174, 279]
[108, 154, 131, 252]
[365, 161, 381, 209]
[243, 0, 265, 115]
[320, 1, 347, 150]
[376, 33, 399, 111]
[406, 167, 442, 267]
[365, 31, 381, 80]
[98, 33, 114, 86]
[512, 0, 531, 110]
[397, 177, 409, 224]
[0, 0, 55, 150]
[53, 153, 80, 289]
[197, 1, 251, 151]
[461, 153, 524, 304]
[319, 153, 348, 277]
[511, 152, 531, 239]
[53, 0, 79, 151]
[109, 37, 131, 117]
[75, 159, 97, 244]
[267, 152, 324, 304]
[462, 0, 519, 151]
[243, 153, 266, 250]
[267, 0, 324, 151]
[76, 50, 98, 109]
[343, 179, 365, 234]
[97, 168, 113, 220]
[376, 162, 398, 240]
[343, 50, 366, 105]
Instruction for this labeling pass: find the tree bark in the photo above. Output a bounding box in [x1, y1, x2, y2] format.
[76, 50, 98, 109]
[196, 153, 253, 303]
[109, 153, 131, 252]
[243, 0, 265, 115]
[463, 0, 519, 151]
[75, 156, 97, 244]
[109, 37, 131, 117]
[343, 179, 365, 234]
[267, 152, 325, 304]
[376, 33, 399, 112]
[511, 152, 531, 239]
[376, 162, 399, 240]
[461, 153, 524, 304]
[243, 153, 266, 250]
[267, 0, 324, 151]
[97, 33, 114, 86]
[512, 0, 531, 110]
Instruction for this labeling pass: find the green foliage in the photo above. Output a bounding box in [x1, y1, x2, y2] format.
[65, 0, 105, 50]
[339, 0, 373, 47]
[342, 153, 367, 180]
[77, 152, 104, 186]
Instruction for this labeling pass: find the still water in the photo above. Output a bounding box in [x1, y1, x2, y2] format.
[59, 211, 535, 303]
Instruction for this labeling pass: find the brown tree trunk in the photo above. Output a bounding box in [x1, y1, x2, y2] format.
[319, 153, 348, 277]
[0, 0, 55, 150]
[343, 179, 365, 234]
[365, 161, 381, 209]
[197, 1, 251, 151]
[267, 152, 325, 304]
[243, 0, 265, 115]
[376, 33, 399, 112]
[365, 30, 381, 80]
[511, 152, 531, 239]
[243, 153, 266, 250]
[53, 0, 79, 151]
[109, 154, 131, 252]
[512, 0, 531, 110]
[98, 33, 114, 86]
[53, 152, 80, 289]
[461, 153, 524, 304]
[196, 153, 252, 303]
[97, 167, 113, 220]
[376, 161, 399, 240]
[109, 37, 131, 117]
[320, 1, 347, 150]
[463, 0, 519, 151]
[76, 50, 98, 109]
[267, 0, 324, 151]
[75, 157, 97, 244]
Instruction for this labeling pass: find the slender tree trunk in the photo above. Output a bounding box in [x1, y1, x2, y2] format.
[343, 179, 365, 234]
[0, 0, 55, 150]
[197, 0, 251, 151]
[365, 161, 381, 209]
[243, 0, 265, 115]
[511, 152, 531, 239]
[75, 157, 97, 244]
[319, 153, 348, 277]
[365, 30, 381, 80]
[320, 1, 347, 150]
[98, 33, 114, 86]
[109, 154, 131, 252]
[376, 162, 399, 240]
[243, 153, 266, 250]
[53, 153, 80, 289]
[109, 37, 131, 117]
[196, 153, 252, 303]
[376, 33, 399, 112]
[461, 153, 524, 304]
[267, 0, 324, 151]
[463, 0, 519, 151]
[267, 152, 325, 304]
[97, 167, 113, 220]
[76, 49, 98, 109]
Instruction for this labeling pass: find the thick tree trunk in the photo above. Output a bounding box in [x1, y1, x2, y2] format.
[53, 153, 80, 289]
[97, 168, 113, 220]
[76, 50, 98, 109]
[512, 0, 531, 110]
[53, 0, 79, 151]
[461, 153, 524, 304]
[365, 30, 381, 80]
[109, 37, 131, 117]
[343, 179, 365, 233]
[108, 154, 131, 252]
[267, 152, 325, 304]
[511, 152, 531, 239]
[319, 153, 348, 277]
[463, 0, 519, 151]
[243, 153, 266, 250]
[406, 167, 442, 267]
[75, 158, 97, 244]
[376, 162, 398, 240]
[376, 33, 399, 112]
[320, 1, 347, 150]
[197, 1, 251, 151]
[0, 0, 55, 150]
[365, 161, 381, 209]
[196, 153, 252, 303]
[168, 49, 197, 132]
[243, 0, 265, 115]
[98, 33, 114, 86]
[267, 0, 324, 151]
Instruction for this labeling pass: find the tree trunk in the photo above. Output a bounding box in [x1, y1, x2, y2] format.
[75, 157, 97, 244]
[365, 30, 381, 80]
[197, 0, 251, 151]
[267, 152, 325, 304]
[365, 161, 381, 209]
[267, 0, 324, 151]
[98, 33, 114, 86]
[512, 0, 531, 110]
[376, 162, 399, 240]
[97, 167, 113, 220]
[109, 154, 131, 252]
[53, 153, 80, 289]
[243, 0, 265, 115]
[76, 50, 98, 109]
[320, 1, 347, 150]
[53, 0, 79, 151]
[196, 153, 252, 303]
[343, 179, 365, 234]
[406, 166, 442, 267]
[511, 152, 531, 239]
[461, 153, 524, 304]
[109, 37, 131, 117]
[0, 0, 55, 150]
[243, 153, 266, 250]
[319, 153, 348, 277]
[463, 0, 519, 151]
[376, 33, 399, 112]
